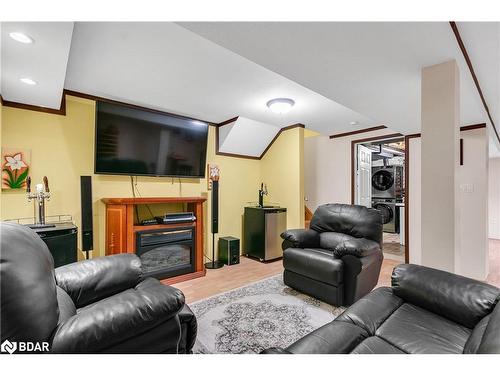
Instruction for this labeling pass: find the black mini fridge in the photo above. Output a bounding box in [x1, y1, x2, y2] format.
[243, 206, 287, 262]
[32, 223, 78, 267]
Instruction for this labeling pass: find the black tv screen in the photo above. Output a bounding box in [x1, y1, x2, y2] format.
[95, 101, 208, 177]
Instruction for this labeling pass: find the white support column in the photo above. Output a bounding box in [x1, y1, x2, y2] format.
[420, 60, 460, 273]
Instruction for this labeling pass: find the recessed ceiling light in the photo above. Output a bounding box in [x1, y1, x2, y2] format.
[20, 77, 37, 85]
[349, 121, 359, 126]
[266, 98, 295, 114]
[9, 32, 34, 44]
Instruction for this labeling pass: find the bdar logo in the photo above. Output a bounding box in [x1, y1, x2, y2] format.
[1, 340, 17, 354]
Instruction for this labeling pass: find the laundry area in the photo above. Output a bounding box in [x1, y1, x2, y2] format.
[355, 137, 405, 262]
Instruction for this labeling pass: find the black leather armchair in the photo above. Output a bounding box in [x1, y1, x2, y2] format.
[263, 264, 500, 354]
[0, 222, 197, 353]
[281, 204, 383, 306]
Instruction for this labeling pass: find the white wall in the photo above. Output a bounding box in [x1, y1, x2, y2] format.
[305, 127, 489, 279]
[304, 128, 399, 211]
[457, 128, 488, 279]
[420, 60, 460, 274]
[409, 129, 489, 280]
[489, 158, 500, 239]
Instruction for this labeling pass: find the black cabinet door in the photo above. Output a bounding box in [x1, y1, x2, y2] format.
[243, 208, 265, 260]
[39, 230, 77, 267]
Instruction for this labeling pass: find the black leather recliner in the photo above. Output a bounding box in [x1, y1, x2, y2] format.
[263, 264, 500, 354]
[282, 204, 383, 306]
[0, 222, 197, 353]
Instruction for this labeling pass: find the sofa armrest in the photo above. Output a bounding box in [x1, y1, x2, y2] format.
[50, 278, 185, 353]
[477, 302, 500, 353]
[260, 347, 292, 354]
[341, 250, 384, 306]
[281, 229, 320, 249]
[55, 254, 142, 308]
[286, 321, 368, 354]
[333, 238, 381, 258]
[178, 305, 198, 354]
[392, 264, 500, 329]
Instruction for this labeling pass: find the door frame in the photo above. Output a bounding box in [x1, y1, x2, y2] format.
[350, 133, 408, 263]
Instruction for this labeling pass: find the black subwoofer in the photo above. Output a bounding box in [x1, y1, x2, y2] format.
[218, 236, 240, 265]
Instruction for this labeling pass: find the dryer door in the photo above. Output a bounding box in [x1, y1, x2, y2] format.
[372, 203, 394, 224]
[372, 169, 394, 192]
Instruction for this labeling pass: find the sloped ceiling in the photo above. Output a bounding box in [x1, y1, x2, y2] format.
[1, 22, 73, 108]
[179, 22, 493, 135]
[64, 22, 373, 129]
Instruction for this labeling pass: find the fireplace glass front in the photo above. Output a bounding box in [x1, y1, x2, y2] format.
[136, 227, 195, 280]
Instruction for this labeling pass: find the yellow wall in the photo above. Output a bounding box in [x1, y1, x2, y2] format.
[261, 127, 305, 229]
[1, 95, 304, 259]
[0, 100, 3, 210]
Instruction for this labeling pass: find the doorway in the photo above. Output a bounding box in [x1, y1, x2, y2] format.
[354, 136, 406, 263]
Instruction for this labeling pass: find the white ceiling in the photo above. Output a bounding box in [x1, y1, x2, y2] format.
[1, 21, 499, 157]
[179, 22, 494, 133]
[1, 22, 73, 108]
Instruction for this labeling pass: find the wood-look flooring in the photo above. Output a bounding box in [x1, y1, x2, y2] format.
[173, 256, 284, 304]
[382, 233, 405, 262]
[173, 239, 500, 304]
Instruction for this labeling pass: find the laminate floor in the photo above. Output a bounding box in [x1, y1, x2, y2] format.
[382, 232, 405, 262]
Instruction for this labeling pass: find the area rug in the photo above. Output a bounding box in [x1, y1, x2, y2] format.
[189, 274, 345, 354]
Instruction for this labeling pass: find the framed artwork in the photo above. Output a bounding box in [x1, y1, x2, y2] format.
[2, 148, 31, 190]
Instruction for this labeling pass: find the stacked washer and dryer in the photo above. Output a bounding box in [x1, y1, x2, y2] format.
[371, 165, 404, 233]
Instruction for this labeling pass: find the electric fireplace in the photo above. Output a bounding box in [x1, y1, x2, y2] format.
[135, 226, 195, 280]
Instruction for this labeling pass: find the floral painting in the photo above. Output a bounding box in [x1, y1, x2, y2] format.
[2, 149, 31, 189]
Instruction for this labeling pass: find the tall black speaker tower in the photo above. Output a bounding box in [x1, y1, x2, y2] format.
[205, 180, 224, 269]
[80, 176, 93, 259]
[212, 179, 219, 234]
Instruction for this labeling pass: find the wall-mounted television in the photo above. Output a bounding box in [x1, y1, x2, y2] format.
[95, 101, 209, 178]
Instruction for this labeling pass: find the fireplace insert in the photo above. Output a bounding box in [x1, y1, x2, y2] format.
[135, 226, 195, 280]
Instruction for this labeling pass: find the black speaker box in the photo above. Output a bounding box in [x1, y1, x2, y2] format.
[212, 180, 219, 234]
[218, 236, 240, 265]
[80, 176, 94, 254]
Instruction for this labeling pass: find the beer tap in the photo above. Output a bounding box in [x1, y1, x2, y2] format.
[258, 183, 268, 208]
[27, 176, 53, 227]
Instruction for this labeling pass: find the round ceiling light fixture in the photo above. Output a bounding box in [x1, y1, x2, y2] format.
[349, 121, 359, 126]
[20, 77, 37, 85]
[9, 32, 34, 44]
[266, 98, 295, 114]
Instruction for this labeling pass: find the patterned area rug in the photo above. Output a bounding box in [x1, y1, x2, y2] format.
[190, 274, 345, 354]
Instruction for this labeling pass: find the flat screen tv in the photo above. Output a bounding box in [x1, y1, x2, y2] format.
[95, 101, 209, 178]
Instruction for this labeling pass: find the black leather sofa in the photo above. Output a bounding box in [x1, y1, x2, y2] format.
[282, 204, 383, 306]
[0, 222, 197, 353]
[263, 264, 500, 354]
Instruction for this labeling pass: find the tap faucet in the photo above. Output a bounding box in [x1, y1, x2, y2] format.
[27, 176, 51, 227]
[258, 183, 268, 207]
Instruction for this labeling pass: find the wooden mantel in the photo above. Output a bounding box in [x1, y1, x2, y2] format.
[102, 197, 206, 205]
[102, 196, 207, 284]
